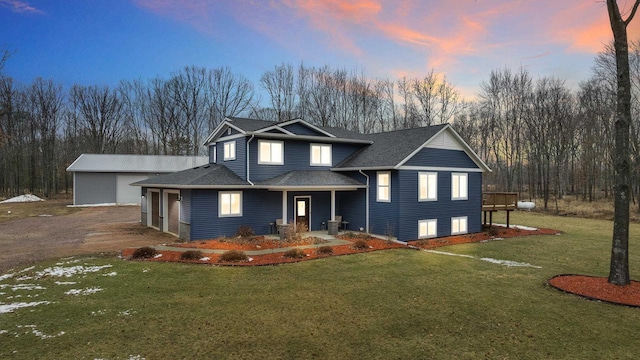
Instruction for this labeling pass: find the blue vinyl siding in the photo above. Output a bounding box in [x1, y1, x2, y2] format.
[396, 171, 482, 241]
[281, 122, 327, 136]
[249, 139, 363, 181]
[338, 188, 366, 231]
[190, 189, 281, 240]
[404, 148, 479, 169]
[367, 170, 400, 238]
[221, 137, 246, 179]
[180, 189, 191, 223]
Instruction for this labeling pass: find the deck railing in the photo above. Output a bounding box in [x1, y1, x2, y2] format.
[482, 192, 518, 211]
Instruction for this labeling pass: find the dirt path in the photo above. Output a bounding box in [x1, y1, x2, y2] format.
[0, 205, 175, 273]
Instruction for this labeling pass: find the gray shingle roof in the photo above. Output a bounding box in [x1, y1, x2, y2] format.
[257, 170, 365, 188]
[132, 164, 250, 188]
[66, 154, 208, 173]
[334, 125, 448, 169]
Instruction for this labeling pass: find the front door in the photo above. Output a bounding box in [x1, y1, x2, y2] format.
[295, 197, 310, 231]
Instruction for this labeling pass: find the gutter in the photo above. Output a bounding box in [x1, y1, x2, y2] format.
[359, 170, 370, 234]
[246, 135, 255, 186]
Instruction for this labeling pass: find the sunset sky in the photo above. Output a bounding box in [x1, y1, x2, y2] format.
[1, 0, 639, 100]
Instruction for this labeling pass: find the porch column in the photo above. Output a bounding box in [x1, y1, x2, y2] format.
[328, 190, 339, 235]
[330, 190, 336, 221]
[282, 190, 288, 224]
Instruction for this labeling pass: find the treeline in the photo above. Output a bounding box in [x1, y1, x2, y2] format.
[0, 42, 638, 211]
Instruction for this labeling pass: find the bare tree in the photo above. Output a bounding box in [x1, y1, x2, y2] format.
[606, 0, 640, 286]
[260, 63, 296, 121]
[70, 84, 124, 153]
[207, 67, 255, 131]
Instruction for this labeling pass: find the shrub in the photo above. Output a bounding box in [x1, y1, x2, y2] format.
[219, 250, 248, 263]
[180, 250, 204, 260]
[317, 246, 333, 255]
[352, 239, 368, 250]
[131, 246, 157, 259]
[283, 248, 306, 258]
[235, 225, 254, 238]
[487, 227, 500, 237]
[285, 221, 308, 242]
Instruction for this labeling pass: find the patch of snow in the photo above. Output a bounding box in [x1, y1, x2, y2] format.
[153, 254, 162, 259]
[424, 250, 541, 268]
[248, 257, 254, 262]
[0, 329, 7, 334]
[38, 214, 52, 217]
[0, 194, 44, 203]
[118, 309, 136, 317]
[199, 257, 210, 261]
[494, 224, 538, 231]
[18, 266, 35, 273]
[479, 257, 542, 268]
[0, 301, 51, 314]
[0, 283, 46, 291]
[54, 281, 77, 285]
[0, 273, 15, 281]
[35, 264, 112, 278]
[91, 309, 106, 316]
[128, 355, 146, 360]
[102, 272, 117, 277]
[64, 287, 103, 296]
[17, 325, 64, 339]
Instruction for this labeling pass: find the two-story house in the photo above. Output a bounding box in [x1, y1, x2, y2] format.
[133, 117, 491, 242]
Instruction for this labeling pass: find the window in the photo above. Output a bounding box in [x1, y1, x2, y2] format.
[451, 216, 468, 235]
[224, 141, 236, 161]
[258, 140, 283, 165]
[451, 173, 468, 200]
[419, 172, 438, 201]
[377, 171, 391, 202]
[219, 191, 242, 217]
[419, 219, 437, 239]
[310, 144, 332, 166]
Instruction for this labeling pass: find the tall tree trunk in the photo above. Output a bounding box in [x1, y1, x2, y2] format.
[606, 0, 640, 286]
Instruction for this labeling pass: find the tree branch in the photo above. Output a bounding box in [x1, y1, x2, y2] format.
[624, 0, 640, 25]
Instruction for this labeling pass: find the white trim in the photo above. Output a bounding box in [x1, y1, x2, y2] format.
[257, 139, 284, 165]
[397, 166, 484, 173]
[219, 191, 242, 217]
[277, 118, 337, 138]
[451, 173, 468, 201]
[253, 125, 295, 135]
[131, 184, 364, 190]
[451, 216, 468, 235]
[147, 188, 160, 230]
[216, 133, 245, 142]
[203, 120, 246, 145]
[265, 186, 361, 191]
[294, 195, 312, 230]
[310, 143, 332, 166]
[73, 172, 77, 205]
[223, 141, 236, 161]
[331, 166, 393, 172]
[418, 219, 437, 239]
[162, 189, 180, 235]
[418, 172, 438, 202]
[376, 171, 391, 203]
[253, 132, 372, 144]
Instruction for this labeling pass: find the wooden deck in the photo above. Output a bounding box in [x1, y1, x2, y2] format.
[482, 192, 518, 227]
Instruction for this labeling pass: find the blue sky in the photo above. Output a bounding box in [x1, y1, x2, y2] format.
[1, 0, 639, 100]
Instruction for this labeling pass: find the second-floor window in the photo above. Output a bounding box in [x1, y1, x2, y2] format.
[258, 140, 284, 165]
[451, 173, 468, 200]
[377, 171, 391, 202]
[310, 144, 332, 166]
[419, 172, 437, 201]
[224, 141, 236, 161]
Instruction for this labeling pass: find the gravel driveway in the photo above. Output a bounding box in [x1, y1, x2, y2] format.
[0, 205, 175, 273]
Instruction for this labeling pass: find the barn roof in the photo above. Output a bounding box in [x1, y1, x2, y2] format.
[66, 154, 209, 173]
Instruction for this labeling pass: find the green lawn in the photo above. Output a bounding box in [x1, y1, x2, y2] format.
[1, 212, 639, 359]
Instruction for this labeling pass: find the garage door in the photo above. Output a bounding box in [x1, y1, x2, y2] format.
[116, 174, 149, 204]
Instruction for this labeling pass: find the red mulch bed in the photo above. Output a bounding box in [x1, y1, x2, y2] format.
[169, 235, 326, 251]
[548, 275, 640, 307]
[122, 226, 558, 266]
[408, 226, 559, 249]
[122, 238, 405, 266]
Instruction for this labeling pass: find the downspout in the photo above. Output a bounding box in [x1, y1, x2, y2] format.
[246, 135, 255, 186]
[359, 170, 369, 234]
